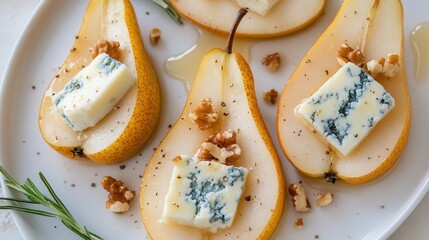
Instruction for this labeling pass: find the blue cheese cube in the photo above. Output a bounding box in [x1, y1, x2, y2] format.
[163, 156, 248, 233]
[297, 62, 395, 156]
[52, 53, 135, 131]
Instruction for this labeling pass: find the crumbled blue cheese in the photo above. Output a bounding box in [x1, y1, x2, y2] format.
[163, 156, 248, 233]
[233, 0, 279, 16]
[52, 53, 135, 131]
[297, 62, 395, 156]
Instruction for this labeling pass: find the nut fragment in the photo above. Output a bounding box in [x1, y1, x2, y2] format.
[337, 43, 366, 67]
[150, 28, 162, 45]
[261, 52, 281, 72]
[316, 192, 333, 207]
[288, 183, 311, 212]
[198, 129, 241, 164]
[90, 40, 121, 60]
[263, 88, 278, 105]
[294, 217, 304, 230]
[101, 176, 135, 213]
[366, 53, 400, 80]
[189, 99, 219, 130]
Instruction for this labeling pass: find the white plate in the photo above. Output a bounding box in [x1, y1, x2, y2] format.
[1, 0, 428, 239]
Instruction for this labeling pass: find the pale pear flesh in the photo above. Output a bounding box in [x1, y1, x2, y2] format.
[141, 49, 285, 239]
[38, 0, 160, 164]
[171, 0, 326, 38]
[277, 0, 411, 183]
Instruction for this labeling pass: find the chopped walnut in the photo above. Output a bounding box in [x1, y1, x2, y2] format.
[288, 184, 311, 212]
[263, 88, 278, 105]
[261, 52, 281, 72]
[189, 99, 219, 130]
[198, 129, 241, 164]
[101, 176, 135, 213]
[90, 40, 121, 60]
[294, 217, 304, 230]
[366, 53, 400, 80]
[337, 43, 366, 67]
[150, 28, 162, 45]
[316, 192, 333, 207]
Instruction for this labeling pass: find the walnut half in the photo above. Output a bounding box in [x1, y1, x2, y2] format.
[101, 176, 135, 213]
[366, 53, 400, 81]
[198, 129, 241, 164]
[263, 88, 278, 105]
[90, 40, 121, 60]
[337, 43, 366, 67]
[288, 183, 311, 212]
[261, 52, 281, 72]
[189, 99, 219, 130]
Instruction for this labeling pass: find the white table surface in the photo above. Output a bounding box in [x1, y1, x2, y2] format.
[0, 0, 428, 239]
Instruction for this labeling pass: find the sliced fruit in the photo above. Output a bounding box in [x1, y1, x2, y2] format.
[171, 0, 326, 38]
[140, 9, 285, 239]
[277, 0, 411, 184]
[38, 0, 160, 164]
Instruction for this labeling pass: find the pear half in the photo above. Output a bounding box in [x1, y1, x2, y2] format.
[171, 0, 326, 38]
[38, 0, 160, 164]
[140, 12, 285, 238]
[277, 0, 411, 184]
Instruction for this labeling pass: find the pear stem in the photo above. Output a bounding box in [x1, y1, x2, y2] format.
[225, 8, 248, 54]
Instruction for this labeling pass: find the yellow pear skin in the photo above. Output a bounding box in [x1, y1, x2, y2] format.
[171, 0, 326, 38]
[277, 0, 411, 184]
[38, 0, 160, 164]
[140, 47, 285, 239]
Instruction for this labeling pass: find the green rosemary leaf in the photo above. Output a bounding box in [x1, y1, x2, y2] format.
[39, 172, 73, 217]
[151, 0, 183, 25]
[61, 219, 92, 240]
[0, 165, 103, 240]
[0, 205, 57, 218]
[0, 197, 36, 204]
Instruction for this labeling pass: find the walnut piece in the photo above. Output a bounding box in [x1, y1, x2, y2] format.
[198, 129, 241, 164]
[189, 99, 219, 130]
[261, 52, 281, 72]
[316, 192, 333, 207]
[337, 43, 366, 67]
[294, 217, 304, 230]
[150, 28, 162, 45]
[366, 53, 400, 80]
[101, 176, 135, 213]
[90, 40, 121, 60]
[263, 88, 278, 105]
[288, 183, 311, 212]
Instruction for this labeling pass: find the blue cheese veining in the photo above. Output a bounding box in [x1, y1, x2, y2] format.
[52, 53, 135, 131]
[297, 62, 395, 156]
[162, 155, 248, 233]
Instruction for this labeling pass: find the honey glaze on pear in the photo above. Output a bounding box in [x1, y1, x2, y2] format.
[165, 28, 255, 92]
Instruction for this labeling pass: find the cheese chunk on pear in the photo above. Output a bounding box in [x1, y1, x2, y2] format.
[141, 48, 285, 239]
[38, 0, 160, 164]
[277, 0, 411, 184]
[141, 12, 285, 236]
[171, 0, 326, 38]
[52, 53, 136, 132]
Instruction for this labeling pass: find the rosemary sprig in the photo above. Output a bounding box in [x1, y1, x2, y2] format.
[151, 0, 183, 25]
[0, 165, 102, 240]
